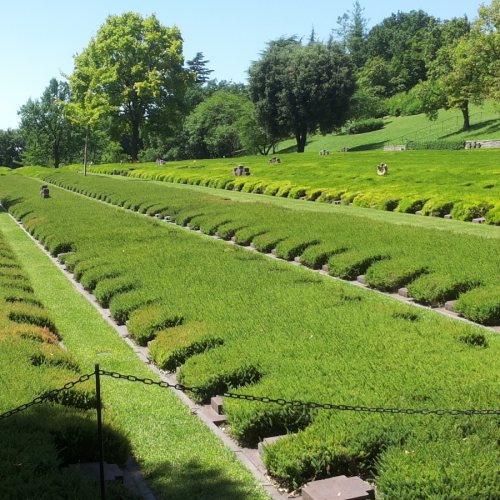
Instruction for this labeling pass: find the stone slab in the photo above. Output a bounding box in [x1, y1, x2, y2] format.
[332, 200, 341, 205]
[202, 406, 227, 425]
[473, 217, 486, 224]
[444, 214, 452, 219]
[370, 205, 376, 209]
[445, 300, 456, 312]
[257, 435, 285, 457]
[211, 396, 224, 415]
[322, 265, 329, 272]
[415, 211, 422, 215]
[349, 203, 353, 206]
[302, 475, 374, 500]
[357, 275, 365, 284]
[398, 287, 409, 297]
[68, 462, 123, 483]
[294, 256, 301, 262]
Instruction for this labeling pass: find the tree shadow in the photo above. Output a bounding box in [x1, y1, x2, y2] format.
[439, 119, 500, 139]
[348, 141, 388, 152]
[147, 458, 264, 500]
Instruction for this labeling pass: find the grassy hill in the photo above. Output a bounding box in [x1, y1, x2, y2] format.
[276, 103, 500, 152]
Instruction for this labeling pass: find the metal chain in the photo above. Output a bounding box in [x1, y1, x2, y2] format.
[99, 370, 500, 416]
[0, 373, 94, 422]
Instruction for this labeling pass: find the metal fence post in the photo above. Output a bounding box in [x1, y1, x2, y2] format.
[95, 364, 106, 500]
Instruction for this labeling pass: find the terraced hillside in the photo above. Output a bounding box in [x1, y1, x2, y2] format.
[2, 174, 500, 498]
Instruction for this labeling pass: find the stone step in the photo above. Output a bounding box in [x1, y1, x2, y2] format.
[67, 462, 123, 483]
[302, 475, 374, 500]
[211, 396, 223, 415]
[202, 406, 227, 426]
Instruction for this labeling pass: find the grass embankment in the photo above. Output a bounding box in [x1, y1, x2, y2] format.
[0, 210, 270, 500]
[2, 175, 500, 498]
[276, 102, 500, 152]
[37, 147, 500, 221]
[0, 221, 137, 499]
[44, 172, 500, 325]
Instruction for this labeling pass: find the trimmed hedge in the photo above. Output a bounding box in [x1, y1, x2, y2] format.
[454, 287, 500, 325]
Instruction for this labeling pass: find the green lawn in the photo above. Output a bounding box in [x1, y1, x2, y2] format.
[276, 102, 500, 152]
[2, 175, 500, 498]
[0, 209, 270, 500]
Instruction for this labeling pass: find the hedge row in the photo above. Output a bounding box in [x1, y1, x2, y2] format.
[0, 227, 133, 498]
[3, 175, 500, 497]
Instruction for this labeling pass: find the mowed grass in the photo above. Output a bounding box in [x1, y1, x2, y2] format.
[44, 147, 500, 212]
[276, 102, 500, 152]
[0, 210, 270, 500]
[3, 176, 500, 498]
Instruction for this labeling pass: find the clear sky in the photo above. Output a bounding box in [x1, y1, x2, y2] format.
[0, 0, 484, 130]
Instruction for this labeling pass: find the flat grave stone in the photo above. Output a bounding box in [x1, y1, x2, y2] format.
[415, 211, 422, 216]
[349, 203, 354, 206]
[271, 249, 277, 255]
[473, 217, 486, 224]
[67, 462, 123, 483]
[294, 256, 301, 263]
[370, 205, 376, 209]
[398, 287, 409, 297]
[202, 405, 227, 426]
[357, 275, 366, 284]
[257, 435, 285, 457]
[302, 475, 374, 500]
[299, 196, 307, 200]
[322, 265, 329, 272]
[332, 200, 341, 205]
[445, 300, 456, 312]
[444, 214, 452, 219]
[211, 396, 224, 415]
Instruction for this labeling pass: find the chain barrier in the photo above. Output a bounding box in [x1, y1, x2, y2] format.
[99, 370, 500, 416]
[3, 369, 500, 423]
[0, 373, 94, 422]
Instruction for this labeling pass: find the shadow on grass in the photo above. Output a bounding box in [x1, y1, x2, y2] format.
[348, 141, 388, 152]
[439, 118, 500, 139]
[148, 458, 263, 500]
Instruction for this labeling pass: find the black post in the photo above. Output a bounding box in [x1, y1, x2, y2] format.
[95, 364, 106, 500]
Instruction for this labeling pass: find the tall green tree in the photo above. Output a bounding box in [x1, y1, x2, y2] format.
[334, 1, 369, 68]
[249, 38, 355, 153]
[186, 52, 214, 84]
[419, 19, 484, 131]
[70, 12, 192, 161]
[0, 129, 24, 168]
[18, 79, 75, 168]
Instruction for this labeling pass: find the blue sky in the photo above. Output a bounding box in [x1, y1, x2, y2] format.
[0, 0, 483, 130]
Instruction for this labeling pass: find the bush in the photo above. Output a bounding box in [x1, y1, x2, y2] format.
[275, 237, 320, 261]
[345, 119, 384, 135]
[365, 260, 428, 292]
[327, 251, 387, 280]
[407, 274, 481, 307]
[454, 286, 500, 326]
[376, 198, 400, 211]
[421, 199, 455, 217]
[396, 198, 428, 213]
[128, 304, 183, 346]
[406, 139, 465, 151]
[149, 322, 223, 371]
[299, 244, 347, 269]
[288, 186, 309, 199]
[451, 201, 494, 221]
[385, 90, 424, 117]
[93, 276, 136, 308]
[485, 205, 500, 225]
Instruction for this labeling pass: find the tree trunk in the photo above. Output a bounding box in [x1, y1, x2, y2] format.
[54, 140, 60, 169]
[131, 119, 140, 162]
[83, 126, 89, 177]
[462, 102, 470, 132]
[296, 130, 307, 153]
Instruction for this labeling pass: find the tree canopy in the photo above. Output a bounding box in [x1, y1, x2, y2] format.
[70, 12, 192, 161]
[249, 38, 355, 153]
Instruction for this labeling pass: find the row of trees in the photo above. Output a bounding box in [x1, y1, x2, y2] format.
[3, 1, 500, 168]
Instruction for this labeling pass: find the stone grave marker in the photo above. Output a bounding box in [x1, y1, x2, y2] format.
[302, 475, 374, 500]
[232, 165, 250, 176]
[340, 147, 349, 153]
[319, 150, 330, 155]
[377, 163, 388, 176]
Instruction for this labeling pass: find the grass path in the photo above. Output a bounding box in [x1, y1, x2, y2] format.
[0, 209, 270, 500]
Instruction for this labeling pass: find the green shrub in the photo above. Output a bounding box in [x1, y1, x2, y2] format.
[109, 289, 161, 325]
[252, 232, 286, 253]
[216, 222, 247, 240]
[288, 186, 309, 199]
[299, 244, 347, 269]
[79, 266, 122, 292]
[385, 90, 424, 117]
[406, 139, 465, 150]
[327, 251, 387, 280]
[376, 198, 399, 211]
[128, 304, 183, 346]
[93, 276, 136, 308]
[275, 238, 320, 261]
[454, 286, 500, 325]
[365, 260, 428, 292]
[451, 201, 493, 221]
[408, 274, 481, 307]
[263, 183, 281, 196]
[149, 322, 223, 371]
[8, 304, 58, 334]
[345, 119, 384, 135]
[485, 205, 500, 225]
[316, 189, 346, 203]
[421, 199, 455, 217]
[276, 184, 293, 197]
[233, 227, 266, 246]
[396, 198, 428, 213]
